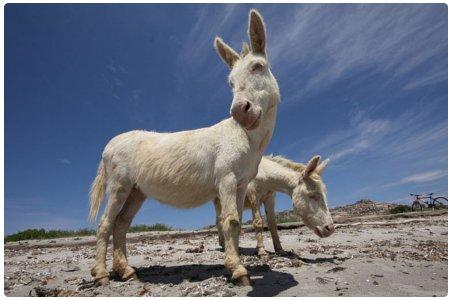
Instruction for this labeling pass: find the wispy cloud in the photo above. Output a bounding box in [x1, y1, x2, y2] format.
[383, 169, 448, 188]
[178, 4, 241, 69]
[59, 158, 71, 165]
[264, 4, 447, 99]
[310, 98, 447, 167]
[310, 114, 391, 161]
[398, 170, 447, 184]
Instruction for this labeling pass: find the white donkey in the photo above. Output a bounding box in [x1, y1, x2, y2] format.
[214, 155, 334, 257]
[88, 9, 279, 286]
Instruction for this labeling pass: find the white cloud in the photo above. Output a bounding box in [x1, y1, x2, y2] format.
[382, 169, 448, 189]
[399, 170, 447, 184]
[265, 4, 447, 98]
[59, 158, 71, 165]
[312, 116, 391, 161]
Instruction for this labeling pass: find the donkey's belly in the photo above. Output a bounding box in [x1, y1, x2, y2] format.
[139, 182, 217, 209]
[132, 133, 218, 209]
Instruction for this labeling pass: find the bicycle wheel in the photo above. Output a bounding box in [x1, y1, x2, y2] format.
[433, 197, 448, 209]
[412, 201, 423, 211]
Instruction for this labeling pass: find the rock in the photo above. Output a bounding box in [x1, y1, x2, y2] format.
[20, 277, 33, 285]
[327, 266, 346, 273]
[34, 286, 76, 297]
[61, 264, 81, 272]
[316, 276, 333, 284]
[186, 243, 204, 253]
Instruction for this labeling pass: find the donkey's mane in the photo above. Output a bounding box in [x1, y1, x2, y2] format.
[266, 155, 306, 172]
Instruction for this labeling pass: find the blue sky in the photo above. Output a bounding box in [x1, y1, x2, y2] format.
[5, 4, 448, 234]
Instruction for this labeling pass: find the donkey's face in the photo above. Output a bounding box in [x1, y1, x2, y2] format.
[215, 9, 279, 130]
[291, 156, 335, 238]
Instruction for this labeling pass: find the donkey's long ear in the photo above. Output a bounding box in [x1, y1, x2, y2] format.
[214, 37, 240, 69]
[304, 155, 321, 177]
[248, 9, 266, 56]
[316, 158, 330, 175]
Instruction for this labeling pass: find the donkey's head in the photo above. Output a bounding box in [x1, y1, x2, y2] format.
[291, 156, 335, 238]
[214, 9, 280, 130]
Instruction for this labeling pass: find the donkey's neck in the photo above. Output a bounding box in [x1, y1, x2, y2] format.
[256, 158, 298, 196]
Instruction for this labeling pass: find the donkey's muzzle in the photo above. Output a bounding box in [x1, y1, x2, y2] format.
[314, 224, 335, 238]
[230, 100, 262, 130]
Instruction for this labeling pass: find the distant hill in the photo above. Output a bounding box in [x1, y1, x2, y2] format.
[243, 199, 401, 225]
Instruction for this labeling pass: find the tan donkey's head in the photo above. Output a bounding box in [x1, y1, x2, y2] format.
[214, 9, 280, 130]
[290, 156, 335, 238]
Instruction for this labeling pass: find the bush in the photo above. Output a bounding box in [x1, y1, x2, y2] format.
[276, 215, 298, 224]
[4, 228, 96, 243]
[5, 223, 173, 242]
[128, 223, 173, 232]
[389, 205, 411, 214]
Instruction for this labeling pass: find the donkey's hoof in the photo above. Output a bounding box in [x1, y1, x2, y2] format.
[259, 253, 269, 262]
[122, 266, 137, 281]
[257, 248, 268, 257]
[94, 275, 110, 286]
[231, 265, 251, 286]
[232, 274, 252, 286]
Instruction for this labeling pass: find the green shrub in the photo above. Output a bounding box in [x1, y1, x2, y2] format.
[276, 215, 298, 224]
[128, 223, 173, 232]
[389, 205, 411, 214]
[5, 223, 173, 242]
[4, 228, 96, 242]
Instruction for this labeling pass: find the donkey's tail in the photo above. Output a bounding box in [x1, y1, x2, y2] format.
[88, 160, 106, 222]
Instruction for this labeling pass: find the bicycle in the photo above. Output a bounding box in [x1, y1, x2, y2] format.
[410, 193, 448, 211]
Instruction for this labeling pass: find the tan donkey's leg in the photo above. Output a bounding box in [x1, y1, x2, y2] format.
[249, 196, 267, 257]
[263, 193, 283, 252]
[213, 198, 225, 250]
[219, 175, 250, 286]
[112, 187, 146, 280]
[91, 182, 131, 286]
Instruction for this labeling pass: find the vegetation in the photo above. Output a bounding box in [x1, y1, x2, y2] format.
[5, 223, 173, 243]
[389, 205, 412, 214]
[276, 214, 298, 224]
[127, 223, 173, 233]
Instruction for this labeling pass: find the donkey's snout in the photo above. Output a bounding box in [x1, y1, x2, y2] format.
[315, 223, 335, 238]
[324, 224, 335, 234]
[230, 100, 261, 130]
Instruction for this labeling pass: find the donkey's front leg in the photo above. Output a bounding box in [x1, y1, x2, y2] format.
[112, 187, 146, 281]
[219, 174, 251, 286]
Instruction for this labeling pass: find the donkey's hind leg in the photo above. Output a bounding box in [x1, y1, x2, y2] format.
[91, 180, 132, 286]
[112, 186, 146, 280]
[263, 192, 282, 252]
[213, 198, 225, 250]
[249, 196, 267, 257]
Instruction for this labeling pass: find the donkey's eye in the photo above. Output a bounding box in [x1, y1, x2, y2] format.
[251, 63, 263, 72]
[308, 193, 319, 201]
[229, 80, 234, 89]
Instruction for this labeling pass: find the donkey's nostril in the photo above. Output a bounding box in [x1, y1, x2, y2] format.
[244, 101, 251, 112]
[325, 224, 335, 232]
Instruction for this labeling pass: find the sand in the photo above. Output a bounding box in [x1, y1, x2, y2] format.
[4, 214, 448, 297]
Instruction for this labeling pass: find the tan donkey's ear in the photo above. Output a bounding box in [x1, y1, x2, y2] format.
[248, 9, 266, 56]
[304, 155, 321, 177]
[316, 158, 330, 175]
[214, 37, 240, 68]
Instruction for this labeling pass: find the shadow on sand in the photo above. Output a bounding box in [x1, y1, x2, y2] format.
[132, 262, 298, 296]
[273, 249, 339, 264]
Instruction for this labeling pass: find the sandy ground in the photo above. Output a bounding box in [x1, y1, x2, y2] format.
[4, 215, 448, 297]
